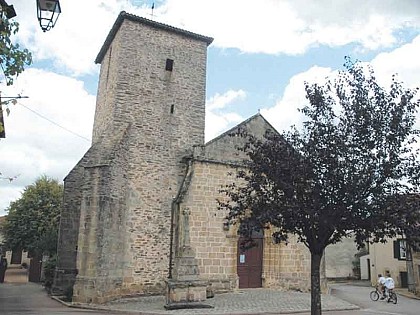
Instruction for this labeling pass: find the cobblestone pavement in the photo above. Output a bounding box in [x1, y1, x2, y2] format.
[81, 289, 359, 315]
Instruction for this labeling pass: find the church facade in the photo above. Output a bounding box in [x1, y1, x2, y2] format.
[53, 11, 312, 304]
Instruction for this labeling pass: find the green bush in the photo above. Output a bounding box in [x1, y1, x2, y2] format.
[43, 255, 57, 292]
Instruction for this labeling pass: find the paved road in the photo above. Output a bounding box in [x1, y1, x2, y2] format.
[0, 266, 108, 315]
[269, 284, 420, 315]
[329, 283, 420, 315]
[0, 282, 112, 314]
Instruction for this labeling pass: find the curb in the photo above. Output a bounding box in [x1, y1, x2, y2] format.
[50, 295, 359, 315]
[51, 296, 148, 314]
[394, 289, 420, 301]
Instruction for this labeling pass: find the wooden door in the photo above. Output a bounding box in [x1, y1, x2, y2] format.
[29, 255, 42, 283]
[237, 234, 263, 288]
[11, 249, 22, 265]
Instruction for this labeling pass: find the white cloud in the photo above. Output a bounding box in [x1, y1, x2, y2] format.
[13, 0, 150, 76]
[261, 34, 420, 133]
[154, 0, 420, 55]
[372, 35, 420, 89]
[262, 66, 334, 133]
[207, 90, 246, 111]
[205, 111, 244, 143]
[0, 185, 22, 213]
[205, 90, 245, 141]
[0, 69, 95, 214]
[13, 0, 420, 78]
[288, 0, 419, 50]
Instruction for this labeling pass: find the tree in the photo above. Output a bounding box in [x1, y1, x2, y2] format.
[0, 8, 33, 136]
[3, 176, 63, 256]
[218, 58, 420, 315]
[389, 193, 420, 293]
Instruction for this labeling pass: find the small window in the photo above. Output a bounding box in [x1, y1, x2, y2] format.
[170, 104, 175, 114]
[166, 59, 174, 71]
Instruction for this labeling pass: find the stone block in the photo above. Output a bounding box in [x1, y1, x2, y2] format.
[165, 279, 212, 310]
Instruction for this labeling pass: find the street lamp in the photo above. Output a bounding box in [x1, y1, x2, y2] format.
[0, 0, 16, 18]
[36, 0, 61, 32]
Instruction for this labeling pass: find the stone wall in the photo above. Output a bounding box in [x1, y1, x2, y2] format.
[72, 138, 129, 303]
[178, 115, 312, 293]
[53, 153, 88, 295]
[183, 161, 238, 292]
[64, 13, 211, 304]
[92, 17, 209, 151]
[182, 159, 312, 292]
[91, 28, 121, 144]
[263, 233, 311, 291]
[204, 114, 275, 164]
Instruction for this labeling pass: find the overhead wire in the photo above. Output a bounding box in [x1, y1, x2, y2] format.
[16, 101, 91, 142]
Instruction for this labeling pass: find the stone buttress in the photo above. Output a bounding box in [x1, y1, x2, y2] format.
[53, 11, 213, 303]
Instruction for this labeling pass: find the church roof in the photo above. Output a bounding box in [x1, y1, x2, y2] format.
[95, 11, 214, 64]
[198, 114, 281, 164]
[205, 113, 278, 146]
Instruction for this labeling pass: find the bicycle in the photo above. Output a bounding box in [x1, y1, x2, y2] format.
[370, 286, 382, 301]
[387, 289, 398, 304]
[370, 286, 397, 304]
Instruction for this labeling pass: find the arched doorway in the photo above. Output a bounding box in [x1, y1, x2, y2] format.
[237, 230, 264, 288]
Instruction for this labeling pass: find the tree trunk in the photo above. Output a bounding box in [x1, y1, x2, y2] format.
[311, 251, 323, 315]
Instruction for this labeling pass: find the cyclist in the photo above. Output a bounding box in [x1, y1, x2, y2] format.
[384, 273, 395, 297]
[377, 274, 386, 299]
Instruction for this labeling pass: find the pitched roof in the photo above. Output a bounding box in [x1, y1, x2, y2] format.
[95, 11, 214, 64]
[205, 113, 279, 146]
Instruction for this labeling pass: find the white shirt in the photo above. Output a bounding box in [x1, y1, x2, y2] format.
[378, 276, 386, 285]
[384, 277, 395, 289]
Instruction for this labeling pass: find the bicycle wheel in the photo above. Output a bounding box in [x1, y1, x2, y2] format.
[370, 290, 379, 301]
[387, 292, 397, 304]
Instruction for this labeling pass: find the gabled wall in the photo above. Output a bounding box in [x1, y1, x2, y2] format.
[178, 114, 312, 293]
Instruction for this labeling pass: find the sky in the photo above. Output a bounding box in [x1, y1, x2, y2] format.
[0, 0, 419, 216]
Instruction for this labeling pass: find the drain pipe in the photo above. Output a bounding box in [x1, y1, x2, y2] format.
[168, 201, 177, 279]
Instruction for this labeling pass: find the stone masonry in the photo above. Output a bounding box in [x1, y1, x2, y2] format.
[181, 115, 313, 293]
[54, 11, 316, 305]
[54, 12, 213, 303]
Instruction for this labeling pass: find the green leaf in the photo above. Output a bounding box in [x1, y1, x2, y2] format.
[3, 176, 63, 255]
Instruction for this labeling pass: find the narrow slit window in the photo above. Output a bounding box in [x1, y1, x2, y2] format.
[170, 104, 175, 114]
[166, 58, 174, 71]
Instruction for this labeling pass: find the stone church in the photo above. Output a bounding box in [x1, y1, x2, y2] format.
[53, 11, 312, 304]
